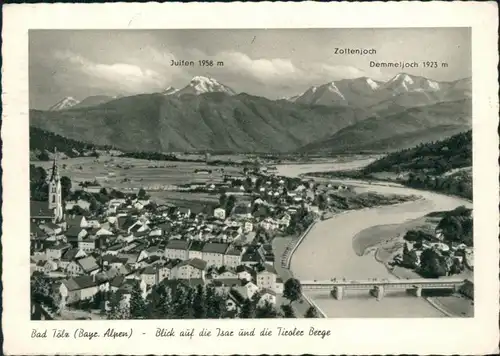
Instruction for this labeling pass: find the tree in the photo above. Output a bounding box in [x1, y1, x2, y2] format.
[60, 176, 72, 201]
[172, 284, 191, 319]
[225, 195, 236, 217]
[89, 196, 99, 212]
[219, 193, 227, 207]
[129, 282, 148, 319]
[255, 301, 279, 318]
[283, 278, 302, 304]
[106, 291, 130, 320]
[304, 306, 319, 318]
[419, 249, 447, 278]
[239, 299, 256, 319]
[401, 243, 419, 269]
[280, 304, 296, 318]
[192, 285, 206, 319]
[30, 165, 49, 201]
[31, 275, 58, 314]
[138, 188, 147, 200]
[205, 285, 225, 319]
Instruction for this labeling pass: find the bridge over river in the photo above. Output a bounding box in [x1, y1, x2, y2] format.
[301, 278, 467, 301]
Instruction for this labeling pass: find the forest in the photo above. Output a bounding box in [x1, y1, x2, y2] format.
[30, 127, 110, 160]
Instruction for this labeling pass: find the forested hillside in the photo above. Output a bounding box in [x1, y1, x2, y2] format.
[310, 131, 473, 200]
[363, 130, 472, 175]
[30, 127, 112, 160]
[364, 130, 472, 199]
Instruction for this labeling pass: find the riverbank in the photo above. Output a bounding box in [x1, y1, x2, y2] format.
[306, 171, 473, 203]
[356, 219, 474, 318]
[277, 160, 472, 318]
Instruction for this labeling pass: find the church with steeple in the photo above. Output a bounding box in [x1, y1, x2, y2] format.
[30, 148, 64, 223]
[48, 149, 64, 222]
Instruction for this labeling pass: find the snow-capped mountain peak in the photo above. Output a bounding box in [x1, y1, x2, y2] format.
[162, 86, 179, 95]
[425, 80, 440, 91]
[49, 97, 80, 111]
[177, 76, 236, 96]
[365, 78, 380, 90]
[327, 82, 346, 100]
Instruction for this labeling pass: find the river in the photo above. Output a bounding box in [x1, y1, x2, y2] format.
[276, 159, 472, 318]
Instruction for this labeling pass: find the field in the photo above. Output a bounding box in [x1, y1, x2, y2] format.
[32, 155, 243, 192]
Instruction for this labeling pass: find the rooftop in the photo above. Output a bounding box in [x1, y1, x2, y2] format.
[202, 242, 230, 254]
[166, 240, 191, 250]
[62, 275, 96, 291]
[30, 201, 53, 218]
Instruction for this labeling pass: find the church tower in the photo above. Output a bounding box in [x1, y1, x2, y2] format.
[48, 148, 64, 222]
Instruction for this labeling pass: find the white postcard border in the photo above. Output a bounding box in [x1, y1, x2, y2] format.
[2, 2, 499, 355]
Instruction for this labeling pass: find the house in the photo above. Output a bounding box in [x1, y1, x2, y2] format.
[78, 234, 98, 252]
[253, 197, 265, 206]
[241, 249, 262, 267]
[30, 222, 46, 239]
[137, 246, 163, 263]
[109, 275, 126, 292]
[259, 218, 278, 231]
[216, 266, 238, 279]
[233, 204, 251, 218]
[43, 260, 58, 273]
[67, 215, 89, 229]
[227, 289, 246, 312]
[224, 245, 243, 268]
[59, 248, 87, 270]
[157, 260, 177, 283]
[95, 227, 113, 236]
[59, 275, 98, 305]
[30, 201, 54, 224]
[236, 265, 256, 283]
[65, 226, 88, 247]
[46, 242, 71, 261]
[101, 254, 126, 269]
[202, 242, 230, 268]
[40, 222, 63, 235]
[214, 207, 226, 220]
[35, 260, 46, 273]
[128, 221, 150, 235]
[234, 281, 259, 300]
[171, 258, 207, 280]
[115, 278, 148, 302]
[116, 216, 137, 232]
[277, 213, 291, 228]
[188, 241, 205, 260]
[140, 266, 158, 287]
[66, 256, 100, 276]
[258, 288, 277, 306]
[294, 184, 306, 192]
[164, 240, 191, 260]
[243, 221, 253, 233]
[178, 207, 191, 218]
[256, 264, 277, 290]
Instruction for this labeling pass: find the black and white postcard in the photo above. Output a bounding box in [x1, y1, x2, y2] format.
[2, 2, 499, 355]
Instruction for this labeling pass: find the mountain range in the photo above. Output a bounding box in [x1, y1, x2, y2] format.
[33, 73, 472, 154]
[286, 74, 471, 111]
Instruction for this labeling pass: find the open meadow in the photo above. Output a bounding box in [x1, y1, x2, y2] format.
[32, 155, 243, 192]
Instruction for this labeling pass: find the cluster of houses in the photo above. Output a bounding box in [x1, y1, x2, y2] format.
[31, 160, 347, 316]
[395, 228, 473, 274]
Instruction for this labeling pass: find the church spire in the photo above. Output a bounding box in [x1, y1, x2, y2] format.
[50, 147, 59, 182]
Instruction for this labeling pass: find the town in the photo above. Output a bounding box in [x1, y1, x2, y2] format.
[31, 152, 359, 319]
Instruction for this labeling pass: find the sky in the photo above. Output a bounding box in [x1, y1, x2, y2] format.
[29, 28, 471, 109]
